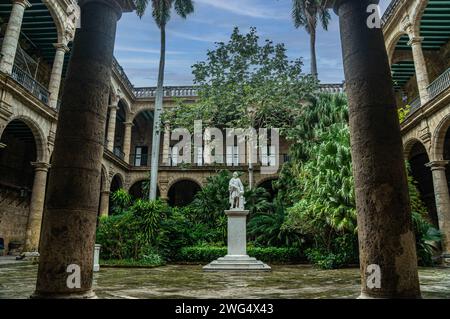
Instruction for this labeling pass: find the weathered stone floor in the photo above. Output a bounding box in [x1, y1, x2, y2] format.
[1, 263, 449, 299]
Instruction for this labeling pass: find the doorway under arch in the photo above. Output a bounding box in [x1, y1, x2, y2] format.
[168, 179, 201, 207]
[0, 119, 39, 255]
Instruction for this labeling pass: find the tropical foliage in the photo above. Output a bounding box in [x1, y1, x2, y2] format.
[97, 29, 441, 269]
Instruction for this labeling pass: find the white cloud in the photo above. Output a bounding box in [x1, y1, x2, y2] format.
[195, 0, 288, 20]
[167, 29, 229, 43]
[115, 45, 185, 55]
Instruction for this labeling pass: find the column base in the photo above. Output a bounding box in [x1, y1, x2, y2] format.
[203, 255, 271, 272]
[31, 290, 97, 299]
[358, 292, 422, 299]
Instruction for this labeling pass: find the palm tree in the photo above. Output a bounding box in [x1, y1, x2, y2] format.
[135, 0, 194, 200]
[291, 0, 330, 79]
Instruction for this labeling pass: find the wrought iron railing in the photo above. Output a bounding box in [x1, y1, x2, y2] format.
[403, 68, 450, 120]
[427, 68, 450, 101]
[113, 147, 125, 160]
[408, 97, 422, 116]
[11, 65, 50, 105]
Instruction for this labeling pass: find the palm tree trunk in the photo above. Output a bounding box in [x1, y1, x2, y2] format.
[310, 28, 318, 80]
[149, 25, 166, 200]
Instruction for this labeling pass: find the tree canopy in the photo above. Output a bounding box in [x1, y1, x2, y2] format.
[163, 27, 318, 132]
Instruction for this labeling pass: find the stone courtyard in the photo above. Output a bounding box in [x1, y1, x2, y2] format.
[1, 262, 449, 299]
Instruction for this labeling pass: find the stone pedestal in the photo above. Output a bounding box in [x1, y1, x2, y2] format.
[93, 244, 101, 272]
[203, 210, 271, 271]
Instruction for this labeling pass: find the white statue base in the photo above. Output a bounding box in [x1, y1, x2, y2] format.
[203, 210, 271, 272]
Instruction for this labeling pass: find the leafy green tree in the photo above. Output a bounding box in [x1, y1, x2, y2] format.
[284, 123, 356, 243]
[135, 0, 194, 200]
[164, 27, 317, 131]
[291, 0, 331, 79]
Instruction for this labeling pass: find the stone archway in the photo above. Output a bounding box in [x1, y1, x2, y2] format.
[407, 140, 438, 227]
[129, 179, 160, 200]
[431, 113, 450, 161]
[167, 179, 202, 207]
[0, 119, 40, 255]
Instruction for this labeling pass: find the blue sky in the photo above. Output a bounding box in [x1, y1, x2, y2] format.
[114, 0, 390, 87]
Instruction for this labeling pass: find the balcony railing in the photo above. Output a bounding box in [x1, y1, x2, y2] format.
[134, 86, 199, 99]
[428, 68, 450, 101]
[113, 147, 125, 160]
[409, 97, 422, 114]
[404, 68, 450, 120]
[11, 65, 50, 106]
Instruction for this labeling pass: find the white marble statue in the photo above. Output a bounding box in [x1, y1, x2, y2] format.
[229, 172, 245, 210]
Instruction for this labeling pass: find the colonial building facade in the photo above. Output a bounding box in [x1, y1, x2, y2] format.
[383, 0, 450, 255]
[0, 0, 344, 255]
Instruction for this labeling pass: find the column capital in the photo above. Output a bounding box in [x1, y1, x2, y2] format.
[123, 121, 134, 127]
[108, 104, 120, 110]
[53, 43, 70, 53]
[31, 162, 51, 172]
[426, 160, 449, 171]
[101, 190, 111, 195]
[13, 0, 31, 9]
[326, 0, 379, 14]
[408, 36, 425, 46]
[77, 0, 134, 20]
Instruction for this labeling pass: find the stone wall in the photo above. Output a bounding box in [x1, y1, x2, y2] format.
[0, 185, 30, 255]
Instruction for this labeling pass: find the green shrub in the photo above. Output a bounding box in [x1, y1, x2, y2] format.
[176, 246, 305, 263]
[100, 256, 164, 268]
[96, 199, 170, 260]
[110, 189, 132, 215]
[305, 234, 359, 269]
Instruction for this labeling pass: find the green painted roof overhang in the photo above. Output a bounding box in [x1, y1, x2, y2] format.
[392, 0, 450, 91]
[0, 0, 71, 71]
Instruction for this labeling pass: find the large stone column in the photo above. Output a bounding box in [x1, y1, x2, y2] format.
[99, 191, 110, 217]
[23, 162, 50, 253]
[333, 0, 421, 298]
[48, 43, 70, 109]
[426, 161, 450, 255]
[0, 0, 30, 74]
[106, 104, 118, 151]
[123, 121, 133, 163]
[408, 36, 430, 104]
[33, 0, 127, 299]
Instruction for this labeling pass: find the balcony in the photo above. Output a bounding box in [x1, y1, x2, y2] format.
[11, 65, 50, 106]
[113, 147, 125, 160]
[404, 68, 450, 119]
